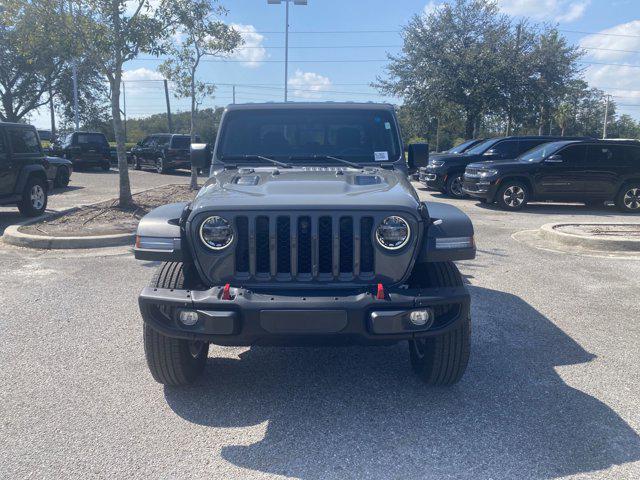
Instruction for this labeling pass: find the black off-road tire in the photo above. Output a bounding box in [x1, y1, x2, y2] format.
[445, 173, 466, 198]
[101, 162, 111, 171]
[156, 157, 167, 174]
[17, 176, 48, 217]
[408, 262, 471, 386]
[496, 180, 529, 211]
[54, 166, 70, 188]
[615, 183, 640, 213]
[143, 262, 209, 385]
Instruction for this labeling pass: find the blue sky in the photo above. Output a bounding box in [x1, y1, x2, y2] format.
[32, 0, 640, 127]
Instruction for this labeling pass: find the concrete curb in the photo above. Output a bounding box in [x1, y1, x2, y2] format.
[1, 184, 181, 250]
[539, 223, 640, 252]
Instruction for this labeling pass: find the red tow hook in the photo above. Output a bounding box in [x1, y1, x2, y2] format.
[376, 283, 385, 300]
[221, 283, 232, 300]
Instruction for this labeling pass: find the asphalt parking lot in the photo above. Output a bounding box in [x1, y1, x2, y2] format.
[1, 174, 639, 479]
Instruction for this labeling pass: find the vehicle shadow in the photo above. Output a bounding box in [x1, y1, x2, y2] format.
[474, 201, 633, 217]
[50, 185, 84, 196]
[163, 286, 640, 479]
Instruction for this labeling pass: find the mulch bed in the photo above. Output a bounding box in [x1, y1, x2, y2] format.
[557, 224, 640, 238]
[21, 185, 195, 237]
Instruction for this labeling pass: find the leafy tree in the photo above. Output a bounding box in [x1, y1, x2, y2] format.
[159, 0, 241, 189]
[530, 28, 583, 134]
[611, 114, 640, 139]
[71, 0, 169, 206]
[377, 0, 512, 138]
[554, 102, 573, 136]
[0, 0, 70, 122]
[94, 107, 225, 144]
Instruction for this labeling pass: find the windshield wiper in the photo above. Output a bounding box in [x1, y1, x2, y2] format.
[289, 154, 362, 169]
[221, 154, 292, 169]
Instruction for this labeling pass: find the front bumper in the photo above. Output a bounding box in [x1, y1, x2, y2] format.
[139, 285, 470, 346]
[72, 154, 110, 166]
[462, 176, 500, 201]
[418, 168, 447, 190]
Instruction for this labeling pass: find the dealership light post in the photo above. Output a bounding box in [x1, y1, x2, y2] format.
[268, 0, 307, 102]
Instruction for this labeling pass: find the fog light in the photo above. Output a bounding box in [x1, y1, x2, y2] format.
[179, 310, 199, 326]
[409, 309, 431, 326]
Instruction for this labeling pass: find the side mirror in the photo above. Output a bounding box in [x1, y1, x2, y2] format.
[545, 154, 563, 163]
[483, 148, 500, 157]
[190, 143, 211, 168]
[407, 143, 429, 173]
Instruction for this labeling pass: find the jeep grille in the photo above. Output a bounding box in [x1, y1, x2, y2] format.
[232, 214, 375, 281]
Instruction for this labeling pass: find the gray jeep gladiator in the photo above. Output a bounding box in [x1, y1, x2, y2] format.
[134, 103, 475, 386]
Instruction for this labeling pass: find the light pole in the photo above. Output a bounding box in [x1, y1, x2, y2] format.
[268, 0, 307, 102]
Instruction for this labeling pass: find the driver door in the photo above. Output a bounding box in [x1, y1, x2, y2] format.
[0, 130, 16, 195]
[535, 144, 587, 199]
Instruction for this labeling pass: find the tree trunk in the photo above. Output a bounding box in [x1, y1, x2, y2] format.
[189, 73, 198, 190]
[464, 111, 475, 139]
[49, 90, 56, 141]
[110, 75, 132, 207]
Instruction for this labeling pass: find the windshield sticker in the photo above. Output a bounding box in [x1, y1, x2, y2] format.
[374, 151, 389, 161]
[384, 122, 391, 130]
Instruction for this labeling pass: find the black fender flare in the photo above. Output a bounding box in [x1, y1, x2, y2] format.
[134, 202, 190, 262]
[417, 201, 476, 262]
[14, 165, 48, 195]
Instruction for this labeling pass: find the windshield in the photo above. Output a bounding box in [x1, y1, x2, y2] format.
[447, 139, 477, 154]
[464, 138, 498, 155]
[76, 133, 108, 147]
[518, 141, 569, 162]
[217, 109, 401, 163]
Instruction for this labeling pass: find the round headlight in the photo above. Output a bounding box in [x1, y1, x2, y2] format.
[200, 216, 233, 250]
[375, 216, 410, 250]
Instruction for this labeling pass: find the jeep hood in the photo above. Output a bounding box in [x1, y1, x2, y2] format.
[190, 167, 420, 212]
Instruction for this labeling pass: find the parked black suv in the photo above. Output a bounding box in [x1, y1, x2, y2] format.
[50, 131, 111, 171]
[463, 139, 640, 212]
[0, 122, 49, 216]
[437, 138, 485, 155]
[420, 136, 586, 198]
[133, 102, 476, 387]
[131, 134, 201, 174]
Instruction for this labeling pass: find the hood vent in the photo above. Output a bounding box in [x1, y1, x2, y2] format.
[355, 175, 382, 186]
[234, 175, 260, 186]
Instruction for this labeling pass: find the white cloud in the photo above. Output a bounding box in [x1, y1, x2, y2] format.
[122, 68, 165, 93]
[230, 23, 267, 68]
[124, 0, 161, 17]
[423, 1, 443, 16]
[287, 70, 332, 99]
[580, 21, 640, 119]
[580, 19, 640, 61]
[123, 67, 164, 82]
[497, 0, 590, 23]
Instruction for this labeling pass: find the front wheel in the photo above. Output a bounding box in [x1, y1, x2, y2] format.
[54, 166, 70, 188]
[445, 173, 466, 198]
[615, 184, 640, 213]
[408, 262, 470, 386]
[101, 162, 111, 171]
[17, 176, 48, 217]
[156, 157, 167, 174]
[496, 180, 529, 211]
[143, 262, 209, 385]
